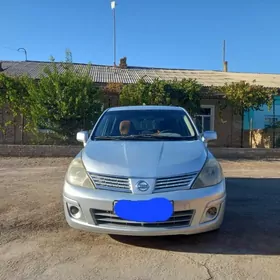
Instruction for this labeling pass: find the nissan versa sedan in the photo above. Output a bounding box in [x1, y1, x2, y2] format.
[63, 105, 226, 236]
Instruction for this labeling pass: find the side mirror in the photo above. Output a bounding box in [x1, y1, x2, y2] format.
[202, 131, 217, 143]
[76, 131, 89, 146]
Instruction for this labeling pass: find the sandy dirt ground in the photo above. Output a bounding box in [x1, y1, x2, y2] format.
[1, 157, 280, 280]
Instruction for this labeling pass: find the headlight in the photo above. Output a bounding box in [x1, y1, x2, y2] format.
[192, 158, 224, 189]
[66, 158, 94, 188]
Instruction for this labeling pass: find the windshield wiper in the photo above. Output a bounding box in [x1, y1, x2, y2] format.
[151, 135, 196, 140]
[94, 135, 158, 141]
[94, 135, 197, 141]
[126, 134, 197, 141]
[94, 136, 123, 140]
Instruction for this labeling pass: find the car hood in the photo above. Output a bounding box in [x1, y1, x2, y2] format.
[81, 140, 208, 178]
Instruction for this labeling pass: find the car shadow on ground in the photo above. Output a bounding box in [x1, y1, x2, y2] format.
[110, 178, 280, 255]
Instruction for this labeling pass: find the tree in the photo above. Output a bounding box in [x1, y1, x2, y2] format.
[217, 80, 276, 147]
[168, 78, 202, 116]
[0, 73, 30, 117]
[119, 78, 161, 105]
[119, 78, 202, 116]
[25, 51, 103, 142]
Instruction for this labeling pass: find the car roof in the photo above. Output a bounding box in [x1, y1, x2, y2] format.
[107, 105, 185, 112]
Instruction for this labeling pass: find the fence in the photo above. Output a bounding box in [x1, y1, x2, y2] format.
[0, 94, 119, 145]
[1, 95, 280, 148]
[243, 96, 280, 148]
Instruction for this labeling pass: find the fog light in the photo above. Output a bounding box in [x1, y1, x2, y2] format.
[200, 203, 222, 224]
[65, 199, 84, 220]
[69, 205, 82, 219]
[70, 206, 79, 215]
[207, 207, 218, 217]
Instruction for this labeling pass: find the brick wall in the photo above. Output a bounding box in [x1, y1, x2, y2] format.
[200, 99, 242, 147]
[210, 147, 280, 159]
[0, 144, 81, 157]
[0, 144, 279, 159]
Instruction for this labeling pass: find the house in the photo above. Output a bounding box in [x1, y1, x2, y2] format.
[1, 59, 280, 147]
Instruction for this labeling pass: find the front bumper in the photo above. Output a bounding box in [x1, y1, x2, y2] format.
[63, 179, 226, 236]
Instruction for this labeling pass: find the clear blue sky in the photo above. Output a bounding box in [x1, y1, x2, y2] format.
[1, 0, 280, 73]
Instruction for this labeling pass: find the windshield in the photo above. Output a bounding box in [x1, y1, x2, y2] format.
[91, 109, 198, 141]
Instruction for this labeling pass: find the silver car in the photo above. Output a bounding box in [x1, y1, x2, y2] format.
[63, 105, 226, 236]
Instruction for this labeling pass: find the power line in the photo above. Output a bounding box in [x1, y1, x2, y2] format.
[1, 46, 19, 51]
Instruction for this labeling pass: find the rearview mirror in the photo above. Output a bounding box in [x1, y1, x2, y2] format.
[202, 131, 217, 143]
[76, 131, 89, 146]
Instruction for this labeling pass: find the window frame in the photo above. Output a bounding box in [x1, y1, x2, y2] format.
[195, 105, 215, 132]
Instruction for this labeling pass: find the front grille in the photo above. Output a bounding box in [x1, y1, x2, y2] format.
[89, 173, 131, 193]
[154, 172, 198, 192]
[92, 209, 195, 228]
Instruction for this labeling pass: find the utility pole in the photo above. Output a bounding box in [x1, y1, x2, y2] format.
[17, 48, 28, 61]
[273, 96, 276, 148]
[223, 40, 226, 63]
[222, 40, 228, 72]
[111, 1, 117, 67]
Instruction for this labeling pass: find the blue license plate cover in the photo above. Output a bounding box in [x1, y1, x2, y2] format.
[114, 198, 173, 223]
